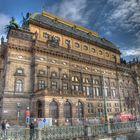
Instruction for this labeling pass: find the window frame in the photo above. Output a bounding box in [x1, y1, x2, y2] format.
[15, 79, 23, 92]
[38, 80, 46, 90]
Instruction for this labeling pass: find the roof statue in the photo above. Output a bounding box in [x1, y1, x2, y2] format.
[5, 17, 19, 32]
[1, 36, 4, 44]
[22, 12, 31, 29]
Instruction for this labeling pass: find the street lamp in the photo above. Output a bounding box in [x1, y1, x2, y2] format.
[16, 102, 21, 125]
[102, 75, 108, 123]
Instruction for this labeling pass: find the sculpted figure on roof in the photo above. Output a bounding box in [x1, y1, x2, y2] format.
[5, 17, 19, 32]
[22, 12, 31, 29]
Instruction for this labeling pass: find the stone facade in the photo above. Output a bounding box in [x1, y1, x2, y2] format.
[0, 11, 139, 125]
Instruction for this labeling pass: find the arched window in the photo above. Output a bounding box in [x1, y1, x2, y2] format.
[77, 101, 84, 118]
[37, 101, 43, 118]
[49, 100, 59, 119]
[64, 101, 72, 119]
[15, 79, 23, 92]
[87, 103, 94, 114]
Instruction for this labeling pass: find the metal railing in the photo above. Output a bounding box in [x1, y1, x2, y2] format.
[0, 121, 139, 140]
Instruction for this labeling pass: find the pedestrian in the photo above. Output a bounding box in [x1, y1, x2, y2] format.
[5, 121, 10, 136]
[1, 120, 6, 138]
[30, 122, 35, 140]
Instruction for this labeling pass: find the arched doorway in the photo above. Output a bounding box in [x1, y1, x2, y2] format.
[64, 100, 72, 125]
[37, 100, 43, 118]
[49, 100, 59, 125]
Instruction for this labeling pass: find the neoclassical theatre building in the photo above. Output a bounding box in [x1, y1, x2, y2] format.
[0, 11, 140, 125]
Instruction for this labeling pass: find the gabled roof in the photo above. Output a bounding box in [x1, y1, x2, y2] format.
[29, 12, 120, 54]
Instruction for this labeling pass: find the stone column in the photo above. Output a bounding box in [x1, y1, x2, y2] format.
[59, 98, 65, 125]
[47, 66, 50, 89]
[69, 70, 72, 95]
[90, 75, 94, 98]
[72, 102, 77, 125]
[80, 72, 83, 93]
[44, 99, 49, 118]
[59, 68, 62, 95]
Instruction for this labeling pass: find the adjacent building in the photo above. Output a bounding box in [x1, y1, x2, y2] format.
[0, 11, 139, 125]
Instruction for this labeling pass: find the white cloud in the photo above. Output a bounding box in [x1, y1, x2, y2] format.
[106, 0, 140, 59]
[122, 48, 140, 57]
[48, 0, 90, 26]
[0, 14, 10, 42]
[107, 0, 140, 30]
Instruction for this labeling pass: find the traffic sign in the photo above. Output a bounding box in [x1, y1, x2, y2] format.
[25, 110, 30, 117]
[26, 117, 30, 124]
[43, 118, 46, 123]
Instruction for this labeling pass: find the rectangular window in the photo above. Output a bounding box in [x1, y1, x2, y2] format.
[17, 69, 23, 74]
[87, 87, 90, 96]
[75, 77, 78, 82]
[104, 88, 108, 97]
[63, 83, 68, 90]
[72, 85, 74, 90]
[75, 85, 79, 91]
[112, 89, 116, 97]
[96, 87, 99, 96]
[15, 80, 23, 92]
[51, 81, 57, 89]
[39, 80, 45, 90]
[39, 70, 45, 75]
[93, 87, 95, 96]
[83, 86, 86, 92]
[83, 78, 85, 83]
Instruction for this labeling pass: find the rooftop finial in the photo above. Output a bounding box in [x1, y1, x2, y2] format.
[1, 36, 4, 44]
[42, 0, 47, 12]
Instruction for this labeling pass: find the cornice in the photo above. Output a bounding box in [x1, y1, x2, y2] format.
[7, 42, 132, 73]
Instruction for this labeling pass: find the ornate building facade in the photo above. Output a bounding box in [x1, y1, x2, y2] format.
[0, 11, 139, 125]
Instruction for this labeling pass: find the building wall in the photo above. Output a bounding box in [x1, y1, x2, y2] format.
[0, 27, 138, 124]
[29, 24, 120, 63]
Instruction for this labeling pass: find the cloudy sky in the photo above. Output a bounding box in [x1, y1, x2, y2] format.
[0, 0, 140, 61]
